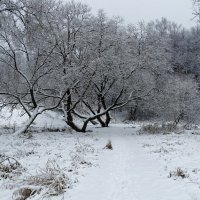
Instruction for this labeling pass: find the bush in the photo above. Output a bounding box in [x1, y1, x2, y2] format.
[140, 122, 179, 134]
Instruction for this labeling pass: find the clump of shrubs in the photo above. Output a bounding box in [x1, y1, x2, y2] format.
[140, 122, 179, 134]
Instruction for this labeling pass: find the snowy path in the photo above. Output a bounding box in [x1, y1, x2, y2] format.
[67, 127, 198, 200]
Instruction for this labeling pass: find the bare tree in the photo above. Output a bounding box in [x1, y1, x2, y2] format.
[57, 11, 154, 132]
[0, 0, 77, 135]
[193, 0, 200, 20]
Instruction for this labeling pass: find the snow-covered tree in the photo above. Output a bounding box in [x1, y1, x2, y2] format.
[0, 0, 77, 135]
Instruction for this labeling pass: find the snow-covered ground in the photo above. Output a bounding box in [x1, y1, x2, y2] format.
[1, 112, 200, 200]
[67, 125, 200, 200]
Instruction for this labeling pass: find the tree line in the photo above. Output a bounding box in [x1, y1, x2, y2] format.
[0, 0, 200, 134]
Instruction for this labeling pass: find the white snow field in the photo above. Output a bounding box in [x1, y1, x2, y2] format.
[1, 113, 200, 200]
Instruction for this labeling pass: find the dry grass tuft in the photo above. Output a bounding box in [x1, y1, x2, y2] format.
[0, 154, 23, 179]
[169, 167, 188, 179]
[25, 160, 71, 196]
[12, 187, 39, 200]
[104, 140, 113, 150]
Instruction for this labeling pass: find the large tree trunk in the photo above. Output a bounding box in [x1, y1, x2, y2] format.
[96, 100, 107, 127]
[65, 89, 83, 132]
[64, 87, 137, 132]
[81, 120, 89, 132]
[101, 96, 111, 127]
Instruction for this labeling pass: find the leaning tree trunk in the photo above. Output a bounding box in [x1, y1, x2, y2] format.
[13, 108, 39, 136]
[173, 112, 184, 127]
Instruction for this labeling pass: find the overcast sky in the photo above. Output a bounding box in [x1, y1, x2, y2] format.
[74, 0, 196, 28]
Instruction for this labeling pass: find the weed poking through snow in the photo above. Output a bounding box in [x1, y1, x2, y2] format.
[104, 140, 113, 150]
[169, 167, 188, 179]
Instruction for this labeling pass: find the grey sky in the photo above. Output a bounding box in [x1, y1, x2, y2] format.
[74, 0, 196, 28]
